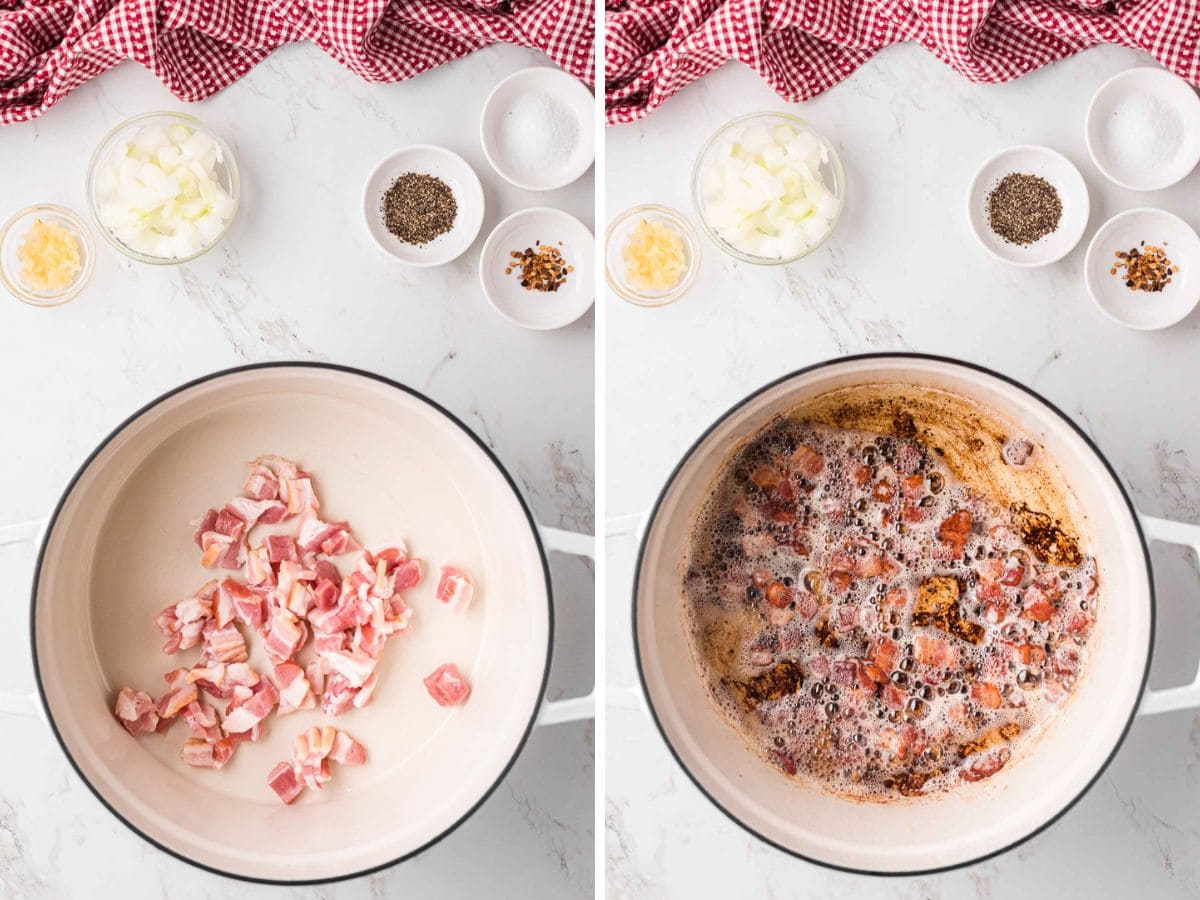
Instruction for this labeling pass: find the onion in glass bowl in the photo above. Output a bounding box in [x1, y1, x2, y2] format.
[86, 112, 240, 265]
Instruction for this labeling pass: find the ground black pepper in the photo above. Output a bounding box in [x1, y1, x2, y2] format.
[986, 173, 1062, 246]
[381, 173, 457, 245]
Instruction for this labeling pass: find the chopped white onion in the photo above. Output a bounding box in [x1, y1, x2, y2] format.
[95, 122, 235, 259]
[700, 122, 838, 260]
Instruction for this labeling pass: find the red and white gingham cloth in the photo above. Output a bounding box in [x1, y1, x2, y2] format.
[606, 0, 1200, 124]
[0, 0, 593, 125]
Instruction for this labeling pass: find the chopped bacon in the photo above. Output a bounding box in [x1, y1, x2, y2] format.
[225, 497, 288, 529]
[158, 668, 199, 719]
[273, 662, 317, 714]
[961, 751, 1007, 782]
[243, 464, 279, 501]
[870, 637, 899, 672]
[790, 444, 824, 478]
[267, 535, 299, 564]
[321, 648, 378, 688]
[181, 699, 223, 742]
[424, 664, 472, 707]
[222, 678, 278, 736]
[322, 674, 358, 716]
[244, 544, 275, 588]
[938, 510, 973, 553]
[330, 730, 367, 766]
[264, 607, 307, 662]
[193, 509, 218, 548]
[970, 682, 1003, 709]
[284, 476, 319, 515]
[296, 509, 357, 555]
[1022, 586, 1055, 623]
[203, 623, 248, 664]
[221, 578, 265, 632]
[915, 634, 957, 668]
[267, 761, 305, 804]
[181, 737, 234, 769]
[114, 688, 160, 736]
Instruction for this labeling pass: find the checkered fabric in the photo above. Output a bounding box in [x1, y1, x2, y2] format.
[0, 0, 594, 124]
[606, 0, 1200, 123]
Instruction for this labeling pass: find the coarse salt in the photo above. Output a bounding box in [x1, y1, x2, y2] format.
[497, 91, 579, 175]
[1104, 94, 1182, 173]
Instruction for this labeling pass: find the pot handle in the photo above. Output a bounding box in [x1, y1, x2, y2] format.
[535, 525, 596, 727]
[1138, 514, 1200, 716]
[0, 518, 45, 718]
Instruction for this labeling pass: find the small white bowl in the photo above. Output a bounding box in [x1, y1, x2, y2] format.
[966, 145, 1089, 267]
[1083, 208, 1200, 330]
[480, 68, 595, 191]
[362, 146, 485, 266]
[1085, 67, 1200, 191]
[479, 208, 594, 330]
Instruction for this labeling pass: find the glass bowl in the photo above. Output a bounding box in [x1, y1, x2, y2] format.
[691, 112, 845, 265]
[0, 204, 96, 307]
[605, 204, 701, 307]
[86, 111, 240, 265]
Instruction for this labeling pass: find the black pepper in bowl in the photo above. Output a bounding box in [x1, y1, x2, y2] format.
[986, 173, 1062, 246]
[381, 173, 457, 245]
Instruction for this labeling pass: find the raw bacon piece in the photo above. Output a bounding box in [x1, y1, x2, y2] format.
[222, 679, 279, 736]
[297, 509, 357, 556]
[322, 674, 358, 716]
[158, 669, 200, 719]
[392, 559, 423, 592]
[264, 607, 307, 662]
[192, 509, 218, 548]
[352, 672, 378, 709]
[182, 700, 223, 742]
[244, 544, 275, 588]
[181, 737, 234, 769]
[436, 566, 474, 613]
[273, 662, 316, 714]
[267, 535, 299, 564]
[225, 497, 288, 529]
[243, 464, 279, 501]
[330, 731, 367, 766]
[267, 761, 304, 804]
[220, 578, 266, 632]
[284, 476, 319, 515]
[114, 688, 160, 736]
[423, 663, 471, 707]
[204, 623, 248, 664]
[321, 648, 377, 688]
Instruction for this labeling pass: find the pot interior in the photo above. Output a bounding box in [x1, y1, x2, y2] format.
[34, 366, 549, 882]
[636, 356, 1150, 873]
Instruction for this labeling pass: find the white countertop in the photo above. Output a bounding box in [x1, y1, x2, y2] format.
[606, 45, 1200, 899]
[0, 44, 594, 898]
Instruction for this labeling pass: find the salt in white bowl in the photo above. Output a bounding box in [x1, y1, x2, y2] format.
[480, 68, 595, 192]
[1086, 67, 1200, 192]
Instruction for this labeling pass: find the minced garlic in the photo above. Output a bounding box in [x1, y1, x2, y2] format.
[17, 218, 82, 293]
[623, 218, 686, 292]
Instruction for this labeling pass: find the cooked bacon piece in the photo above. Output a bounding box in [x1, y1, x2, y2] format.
[1021, 585, 1055, 623]
[878, 724, 925, 762]
[330, 731, 367, 766]
[423, 663, 472, 707]
[436, 566, 474, 613]
[970, 682, 1003, 709]
[114, 688, 160, 736]
[273, 662, 317, 714]
[790, 444, 824, 478]
[870, 637, 899, 672]
[204, 623, 249, 664]
[267, 761, 305, 804]
[223, 679, 279, 736]
[915, 634, 957, 668]
[938, 510, 973, 554]
[181, 737, 234, 769]
[960, 750, 1008, 782]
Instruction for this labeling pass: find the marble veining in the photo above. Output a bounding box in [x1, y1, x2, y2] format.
[0, 42, 593, 899]
[607, 45, 1200, 899]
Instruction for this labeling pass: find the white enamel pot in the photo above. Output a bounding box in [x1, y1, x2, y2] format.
[629, 353, 1199, 875]
[0, 363, 594, 884]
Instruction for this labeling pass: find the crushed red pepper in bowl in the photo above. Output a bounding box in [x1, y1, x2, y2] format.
[1110, 240, 1178, 292]
[504, 241, 573, 292]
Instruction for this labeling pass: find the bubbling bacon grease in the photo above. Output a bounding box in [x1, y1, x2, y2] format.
[683, 419, 1098, 800]
[113, 456, 478, 799]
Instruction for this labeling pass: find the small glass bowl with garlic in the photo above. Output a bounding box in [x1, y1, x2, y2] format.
[605, 204, 701, 307]
[0, 204, 96, 307]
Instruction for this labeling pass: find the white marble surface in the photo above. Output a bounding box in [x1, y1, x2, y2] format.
[606, 46, 1200, 898]
[0, 44, 594, 898]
